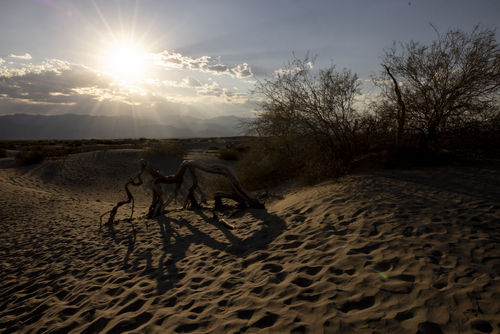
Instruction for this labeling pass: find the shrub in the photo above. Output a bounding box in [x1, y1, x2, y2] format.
[217, 144, 241, 161]
[250, 55, 361, 176]
[46, 146, 82, 157]
[374, 25, 500, 149]
[201, 175, 233, 198]
[16, 147, 46, 166]
[142, 141, 187, 158]
[0, 148, 6, 158]
[67, 140, 82, 147]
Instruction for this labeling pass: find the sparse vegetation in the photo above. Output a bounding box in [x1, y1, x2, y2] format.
[373, 25, 500, 151]
[217, 143, 247, 161]
[142, 141, 187, 158]
[238, 25, 500, 187]
[15, 147, 46, 166]
[14, 145, 83, 166]
[247, 55, 366, 183]
[201, 175, 233, 197]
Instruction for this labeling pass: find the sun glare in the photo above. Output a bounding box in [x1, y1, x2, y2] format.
[101, 40, 150, 82]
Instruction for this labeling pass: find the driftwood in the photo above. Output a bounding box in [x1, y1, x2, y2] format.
[99, 170, 144, 231]
[100, 159, 264, 228]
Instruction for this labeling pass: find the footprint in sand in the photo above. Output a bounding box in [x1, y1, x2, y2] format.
[394, 309, 414, 321]
[296, 289, 321, 302]
[328, 266, 343, 275]
[470, 320, 493, 333]
[82, 317, 111, 333]
[291, 325, 307, 334]
[107, 312, 153, 333]
[292, 276, 313, 288]
[236, 309, 254, 320]
[347, 243, 380, 255]
[190, 305, 206, 314]
[332, 228, 348, 236]
[298, 265, 322, 276]
[174, 322, 203, 333]
[432, 281, 447, 290]
[283, 240, 303, 249]
[393, 274, 416, 282]
[252, 312, 278, 328]
[373, 258, 399, 272]
[417, 321, 443, 334]
[262, 263, 283, 273]
[339, 296, 375, 313]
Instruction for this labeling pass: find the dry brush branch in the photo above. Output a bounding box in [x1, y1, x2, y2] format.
[100, 159, 264, 230]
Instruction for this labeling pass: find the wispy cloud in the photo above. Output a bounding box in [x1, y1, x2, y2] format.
[8, 53, 32, 60]
[152, 50, 253, 78]
[158, 77, 247, 103]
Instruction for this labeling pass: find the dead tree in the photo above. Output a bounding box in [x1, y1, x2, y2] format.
[146, 159, 264, 218]
[99, 169, 144, 231]
[101, 159, 264, 228]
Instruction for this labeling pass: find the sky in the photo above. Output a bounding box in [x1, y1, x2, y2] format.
[0, 0, 499, 121]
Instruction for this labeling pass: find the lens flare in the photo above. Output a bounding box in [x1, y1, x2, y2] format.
[101, 39, 150, 82]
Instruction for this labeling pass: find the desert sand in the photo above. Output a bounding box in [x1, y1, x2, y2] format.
[1, 149, 499, 333]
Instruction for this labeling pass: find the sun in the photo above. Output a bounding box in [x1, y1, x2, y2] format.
[101, 39, 150, 82]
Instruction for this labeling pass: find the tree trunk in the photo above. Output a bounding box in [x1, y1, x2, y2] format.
[383, 65, 407, 146]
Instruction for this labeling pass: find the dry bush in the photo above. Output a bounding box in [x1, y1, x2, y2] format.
[201, 175, 233, 198]
[142, 141, 187, 158]
[234, 136, 342, 190]
[15, 144, 83, 166]
[15, 147, 46, 166]
[218, 143, 248, 161]
[374, 25, 500, 150]
[251, 55, 361, 168]
[244, 55, 363, 187]
[235, 139, 291, 190]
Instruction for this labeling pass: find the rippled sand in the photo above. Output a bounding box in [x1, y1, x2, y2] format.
[1, 150, 499, 333]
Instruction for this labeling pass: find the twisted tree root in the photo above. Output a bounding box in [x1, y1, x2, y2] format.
[101, 159, 264, 230]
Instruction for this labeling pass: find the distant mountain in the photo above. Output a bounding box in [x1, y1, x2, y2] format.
[0, 114, 250, 139]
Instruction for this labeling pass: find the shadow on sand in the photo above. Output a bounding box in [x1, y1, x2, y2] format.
[102, 207, 286, 295]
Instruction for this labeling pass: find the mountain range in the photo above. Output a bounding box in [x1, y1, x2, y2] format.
[0, 114, 250, 139]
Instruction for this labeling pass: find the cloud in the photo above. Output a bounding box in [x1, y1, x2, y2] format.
[159, 77, 247, 103]
[0, 54, 254, 119]
[0, 59, 114, 104]
[190, 81, 247, 104]
[184, 77, 202, 87]
[0, 58, 4, 65]
[8, 53, 32, 60]
[0, 58, 71, 77]
[152, 50, 253, 78]
[231, 63, 253, 78]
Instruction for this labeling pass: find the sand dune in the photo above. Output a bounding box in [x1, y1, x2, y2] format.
[1, 150, 499, 333]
